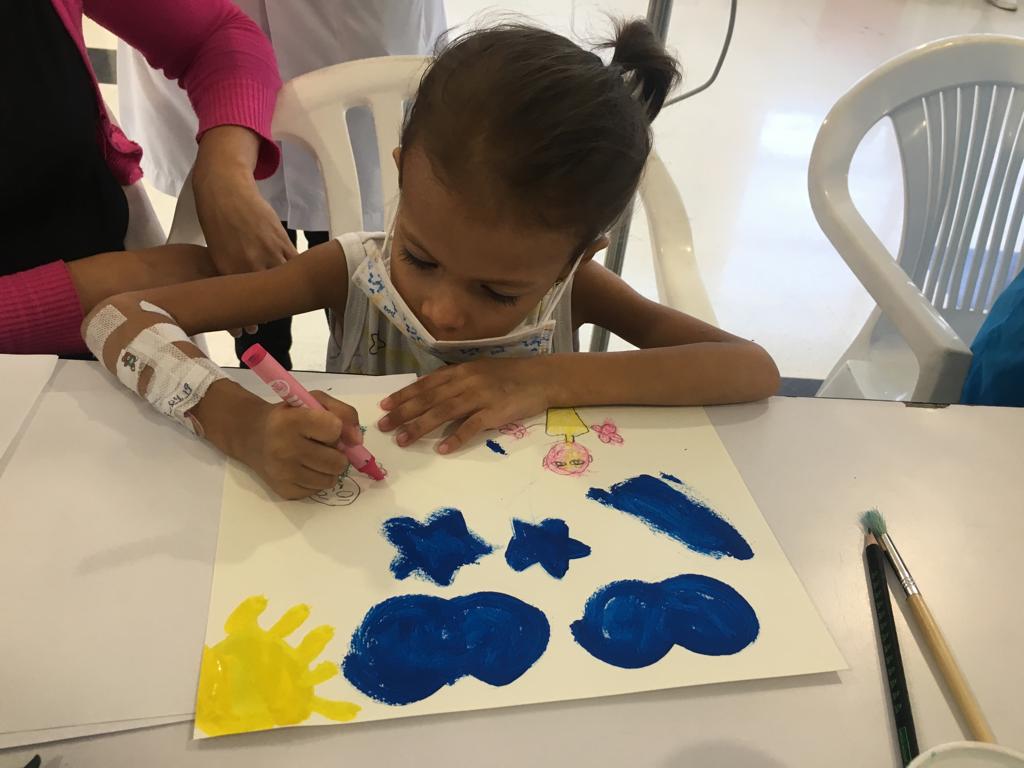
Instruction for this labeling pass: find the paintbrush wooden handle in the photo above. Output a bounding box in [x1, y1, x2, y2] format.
[906, 594, 996, 743]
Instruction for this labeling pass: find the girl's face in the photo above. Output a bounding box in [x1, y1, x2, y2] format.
[388, 149, 604, 341]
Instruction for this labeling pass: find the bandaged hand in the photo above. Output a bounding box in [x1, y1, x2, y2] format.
[84, 298, 225, 434]
[84, 298, 364, 500]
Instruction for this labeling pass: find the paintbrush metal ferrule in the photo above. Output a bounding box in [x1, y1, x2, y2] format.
[878, 532, 920, 596]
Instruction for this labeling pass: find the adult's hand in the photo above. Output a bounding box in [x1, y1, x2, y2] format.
[193, 125, 296, 276]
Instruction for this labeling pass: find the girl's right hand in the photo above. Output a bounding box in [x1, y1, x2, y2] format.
[240, 391, 364, 500]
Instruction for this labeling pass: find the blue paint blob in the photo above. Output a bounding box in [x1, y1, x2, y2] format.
[660, 472, 682, 484]
[505, 518, 591, 579]
[485, 439, 507, 455]
[343, 592, 550, 705]
[587, 474, 753, 560]
[383, 508, 493, 586]
[571, 574, 759, 668]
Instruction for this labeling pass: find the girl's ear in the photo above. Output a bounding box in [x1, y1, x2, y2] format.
[583, 234, 611, 264]
[557, 235, 610, 280]
[392, 147, 402, 168]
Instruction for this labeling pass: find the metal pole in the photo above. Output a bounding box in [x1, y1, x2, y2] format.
[590, 0, 674, 352]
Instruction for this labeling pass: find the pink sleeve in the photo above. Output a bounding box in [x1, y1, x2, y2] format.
[0, 262, 88, 356]
[84, 0, 283, 179]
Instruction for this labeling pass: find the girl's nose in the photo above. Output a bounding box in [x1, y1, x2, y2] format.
[419, 287, 466, 338]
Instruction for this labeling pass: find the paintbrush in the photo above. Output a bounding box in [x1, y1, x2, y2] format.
[861, 509, 996, 743]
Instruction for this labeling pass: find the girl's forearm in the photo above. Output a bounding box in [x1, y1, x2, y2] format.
[84, 291, 265, 465]
[68, 245, 216, 315]
[191, 379, 267, 463]
[546, 342, 780, 407]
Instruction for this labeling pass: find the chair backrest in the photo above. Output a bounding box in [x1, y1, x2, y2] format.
[811, 35, 1024, 340]
[272, 55, 427, 236]
[167, 56, 425, 246]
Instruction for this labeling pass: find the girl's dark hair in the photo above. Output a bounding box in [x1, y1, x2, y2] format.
[400, 20, 681, 247]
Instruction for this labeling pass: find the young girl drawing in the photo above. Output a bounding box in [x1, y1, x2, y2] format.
[84, 21, 779, 500]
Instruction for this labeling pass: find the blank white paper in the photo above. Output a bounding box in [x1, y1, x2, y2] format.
[0, 354, 57, 466]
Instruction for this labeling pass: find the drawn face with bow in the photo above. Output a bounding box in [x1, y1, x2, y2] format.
[542, 441, 593, 476]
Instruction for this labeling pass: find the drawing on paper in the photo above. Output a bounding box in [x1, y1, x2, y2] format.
[196, 596, 360, 736]
[199, 395, 847, 739]
[485, 439, 507, 455]
[383, 507, 494, 586]
[492, 408, 624, 476]
[571, 575, 760, 668]
[590, 419, 624, 444]
[587, 473, 753, 560]
[307, 475, 361, 507]
[505, 518, 591, 579]
[542, 407, 593, 476]
[343, 592, 550, 705]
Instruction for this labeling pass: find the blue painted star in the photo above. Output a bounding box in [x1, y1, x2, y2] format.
[384, 508, 494, 586]
[505, 518, 591, 579]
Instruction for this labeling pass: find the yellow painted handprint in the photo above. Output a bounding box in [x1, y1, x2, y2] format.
[196, 595, 360, 736]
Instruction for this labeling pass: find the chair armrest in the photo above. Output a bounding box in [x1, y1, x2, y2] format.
[123, 181, 167, 250]
[166, 168, 206, 247]
[638, 152, 717, 326]
[809, 181, 971, 402]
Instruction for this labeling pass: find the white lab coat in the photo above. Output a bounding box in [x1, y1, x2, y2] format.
[117, 1, 446, 232]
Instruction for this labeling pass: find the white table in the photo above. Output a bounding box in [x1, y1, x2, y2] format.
[2, 361, 1022, 767]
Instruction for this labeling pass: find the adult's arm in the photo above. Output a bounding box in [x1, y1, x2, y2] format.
[0, 246, 216, 355]
[85, 0, 282, 178]
[86, 0, 296, 273]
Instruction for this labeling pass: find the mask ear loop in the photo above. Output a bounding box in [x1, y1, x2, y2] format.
[537, 251, 587, 322]
[380, 200, 400, 272]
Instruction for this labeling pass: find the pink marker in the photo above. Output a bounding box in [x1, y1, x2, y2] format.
[242, 343, 386, 481]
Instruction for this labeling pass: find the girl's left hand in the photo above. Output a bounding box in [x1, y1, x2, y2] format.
[378, 358, 555, 453]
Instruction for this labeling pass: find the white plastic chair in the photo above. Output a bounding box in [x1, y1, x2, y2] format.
[169, 55, 714, 324]
[122, 182, 166, 249]
[810, 35, 1024, 403]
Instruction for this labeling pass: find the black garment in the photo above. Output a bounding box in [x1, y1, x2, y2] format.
[235, 225, 330, 370]
[1, 0, 128, 277]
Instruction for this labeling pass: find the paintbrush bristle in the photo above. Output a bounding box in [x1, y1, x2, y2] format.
[861, 508, 887, 536]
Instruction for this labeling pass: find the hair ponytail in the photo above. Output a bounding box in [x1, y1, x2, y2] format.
[402, 20, 683, 242]
[605, 19, 681, 121]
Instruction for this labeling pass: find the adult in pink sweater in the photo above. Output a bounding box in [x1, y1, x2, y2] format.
[0, 0, 287, 355]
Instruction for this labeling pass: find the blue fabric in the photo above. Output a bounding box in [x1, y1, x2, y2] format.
[961, 266, 1024, 407]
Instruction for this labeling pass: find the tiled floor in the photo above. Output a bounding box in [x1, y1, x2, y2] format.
[85, 0, 1024, 376]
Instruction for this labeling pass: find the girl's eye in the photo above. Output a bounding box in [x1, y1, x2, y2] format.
[483, 286, 520, 306]
[400, 248, 436, 271]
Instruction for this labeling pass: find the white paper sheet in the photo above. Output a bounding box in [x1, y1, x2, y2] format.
[197, 398, 845, 738]
[0, 714, 190, 750]
[0, 362, 414, 749]
[0, 354, 57, 466]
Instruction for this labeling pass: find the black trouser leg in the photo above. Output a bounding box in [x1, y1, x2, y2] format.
[235, 223, 297, 370]
[304, 230, 330, 248]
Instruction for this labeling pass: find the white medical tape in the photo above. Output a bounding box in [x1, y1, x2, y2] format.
[139, 300, 174, 319]
[126, 323, 224, 432]
[112, 322, 190, 395]
[88, 300, 226, 434]
[143, 352, 224, 433]
[83, 304, 127, 362]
